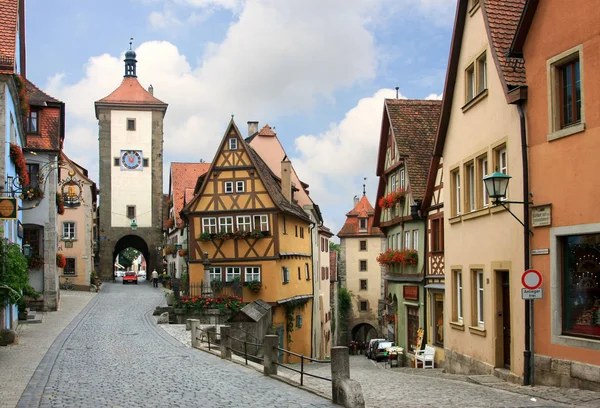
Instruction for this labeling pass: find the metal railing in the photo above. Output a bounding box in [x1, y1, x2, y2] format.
[275, 347, 332, 386]
[194, 327, 264, 365]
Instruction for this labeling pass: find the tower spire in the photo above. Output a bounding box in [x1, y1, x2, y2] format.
[124, 38, 137, 78]
[363, 177, 366, 196]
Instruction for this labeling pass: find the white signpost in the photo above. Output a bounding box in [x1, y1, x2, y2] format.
[521, 269, 543, 300]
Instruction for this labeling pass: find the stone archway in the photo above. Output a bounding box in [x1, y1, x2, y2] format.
[351, 322, 378, 344]
[112, 235, 151, 280]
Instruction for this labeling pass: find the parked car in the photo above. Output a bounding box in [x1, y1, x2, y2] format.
[374, 341, 395, 362]
[123, 271, 138, 284]
[367, 338, 386, 359]
[137, 270, 146, 279]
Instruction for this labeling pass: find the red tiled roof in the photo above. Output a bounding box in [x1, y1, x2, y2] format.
[385, 99, 441, 202]
[96, 77, 166, 106]
[24, 79, 63, 151]
[0, 0, 17, 74]
[171, 163, 211, 228]
[25, 78, 61, 105]
[483, 0, 527, 89]
[338, 195, 383, 237]
[258, 124, 276, 137]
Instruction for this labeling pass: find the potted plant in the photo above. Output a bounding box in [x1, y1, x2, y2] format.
[28, 254, 44, 269]
[163, 218, 174, 230]
[245, 280, 262, 292]
[210, 279, 225, 294]
[22, 186, 45, 201]
[178, 248, 188, 257]
[56, 253, 67, 268]
[9, 143, 29, 186]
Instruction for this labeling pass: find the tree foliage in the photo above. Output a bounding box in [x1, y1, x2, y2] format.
[118, 247, 140, 268]
[338, 287, 352, 323]
[0, 239, 31, 305]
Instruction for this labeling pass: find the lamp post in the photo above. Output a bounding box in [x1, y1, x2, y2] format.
[202, 252, 211, 296]
[483, 171, 534, 386]
[130, 219, 137, 231]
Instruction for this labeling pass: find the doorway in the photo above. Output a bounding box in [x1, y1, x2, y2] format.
[499, 271, 511, 369]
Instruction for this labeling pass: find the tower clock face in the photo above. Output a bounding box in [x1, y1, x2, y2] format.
[120, 150, 142, 170]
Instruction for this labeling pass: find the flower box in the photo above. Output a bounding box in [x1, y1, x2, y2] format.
[378, 189, 406, 209]
[376, 249, 418, 267]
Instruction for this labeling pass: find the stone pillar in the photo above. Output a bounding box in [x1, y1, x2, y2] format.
[331, 346, 365, 408]
[263, 335, 278, 375]
[331, 346, 350, 384]
[189, 319, 200, 348]
[220, 326, 231, 360]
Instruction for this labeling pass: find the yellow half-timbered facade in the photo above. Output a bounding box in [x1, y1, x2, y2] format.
[182, 120, 314, 359]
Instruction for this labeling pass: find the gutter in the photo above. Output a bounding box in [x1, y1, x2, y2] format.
[308, 220, 317, 358]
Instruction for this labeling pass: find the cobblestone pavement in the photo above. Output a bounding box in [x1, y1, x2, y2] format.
[0, 291, 96, 408]
[17, 280, 333, 408]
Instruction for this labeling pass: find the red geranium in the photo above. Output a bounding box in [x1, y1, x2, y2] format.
[56, 253, 67, 268]
[378, 188, 406, 209]
[9, 143, 29, 187]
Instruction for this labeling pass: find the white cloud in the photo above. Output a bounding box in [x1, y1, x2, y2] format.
[425, 92, 442, 100]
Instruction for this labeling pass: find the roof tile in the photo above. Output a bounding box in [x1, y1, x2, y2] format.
[171, 163, 211, 228]
[0, 0, 18, 74]
[338, 195, 383, 237]
[96, 77, 166, 106]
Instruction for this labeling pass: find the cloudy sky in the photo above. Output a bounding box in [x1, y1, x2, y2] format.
[25, 0, 456, 236]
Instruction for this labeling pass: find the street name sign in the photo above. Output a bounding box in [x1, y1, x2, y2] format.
[522, 288, 543, 299]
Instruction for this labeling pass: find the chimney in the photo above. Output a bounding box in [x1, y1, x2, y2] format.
[353, 195, 359, 207]
[148, 84, 154, 95]
[281, 155, 292, 202]
[248, 121, 258, 137]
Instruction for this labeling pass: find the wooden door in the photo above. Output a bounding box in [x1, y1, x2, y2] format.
[502, 272, 511, 369]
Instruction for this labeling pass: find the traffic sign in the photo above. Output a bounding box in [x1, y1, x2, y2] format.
[522, 269, 543, 290]
[522, 288, 543, 299]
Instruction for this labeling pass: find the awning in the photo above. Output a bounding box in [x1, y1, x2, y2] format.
[277, 294, 313, 305]
[425, 283, 445, 290]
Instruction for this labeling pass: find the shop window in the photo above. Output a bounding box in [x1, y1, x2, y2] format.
[562, 233, 600, 340]
[407, 306, 420, 352]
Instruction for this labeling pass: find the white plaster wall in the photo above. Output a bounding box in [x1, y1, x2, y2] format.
[110, 110, 153, 228]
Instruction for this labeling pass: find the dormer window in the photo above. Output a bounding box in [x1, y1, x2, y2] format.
[359, 218, 367, 231]
[27, 110, 38, 133]
[229, 138, 238, 150]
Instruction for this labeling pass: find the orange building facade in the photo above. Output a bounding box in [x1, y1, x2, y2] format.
[512, 0, 600, 389]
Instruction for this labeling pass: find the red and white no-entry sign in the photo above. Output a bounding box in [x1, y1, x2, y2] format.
[522, 269, 543, 290]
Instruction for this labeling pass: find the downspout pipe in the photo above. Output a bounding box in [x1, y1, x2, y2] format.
[308, 220, 317, 358]
[517, 100, 532, 386]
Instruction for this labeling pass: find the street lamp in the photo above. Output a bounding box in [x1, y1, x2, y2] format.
[130, 219, 137, 231]
[22, 244, 31, 258]
[483, 171, 511, 204]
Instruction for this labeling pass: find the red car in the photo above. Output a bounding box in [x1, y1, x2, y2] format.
[123, 271, 138, 284]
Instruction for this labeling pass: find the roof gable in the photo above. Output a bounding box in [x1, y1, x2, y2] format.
[170, 162, 211, 228]
[337, 195, 382, 237]
[95, 77, 167, 117]
[24, 79, 64, 152]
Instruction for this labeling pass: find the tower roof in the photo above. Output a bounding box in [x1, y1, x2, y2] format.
[337, 195, 383, 237]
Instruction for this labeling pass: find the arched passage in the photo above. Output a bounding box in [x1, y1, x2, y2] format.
[351, 323, 378, 344]
[112, 235, 151, 279]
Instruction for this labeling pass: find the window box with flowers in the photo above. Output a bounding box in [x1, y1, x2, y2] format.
[199, 232, 213, 242]
[215, 231, 234, 241]
[9, 143, 30, 187]
[165, 245, 177, 256]
[178, 248, 188, 257]
[12, 74, 30, 119]
[163, 218, 174, 230]
[376, 249, 419, 267]
[244, 280, 262, 293]
[378, 188, 406, 209]
[28, 254, 44, 270]
[56, 253, 67, 268]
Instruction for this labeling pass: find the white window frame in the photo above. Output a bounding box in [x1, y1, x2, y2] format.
[236, 180, 245, 193]
[210, 267, 222, 282]
[481, 156, 489, 207]
[498, 147, 508, 201]
[245, 266, 260, 282]
[476, 270, 484, 328]
[236, 215, 252, 232]
[413, 230, 419, 251]
[454, 170, 461, 215]
[477, 53, 487, 93]
[229, 138, 238, 150]
[404, 231, 411, 250]
[359, 218, 367, 230]
[253, 214, 269, 231]
[63, 222, 76, 240]
[390, 174, 396, 191]
[202, 217, 217, 233]
[466, 63, 475, 101]
[456, 271, 463, 323]
[218, 217, 233, 233]
[224, 181, 233, 194]
[226, 267, 241, 282]
[467, 162, 475, 212]
[396, 234, 401, 250]
[399, 169, 405, 189]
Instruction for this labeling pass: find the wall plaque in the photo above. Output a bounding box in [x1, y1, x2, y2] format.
[403, 285, 419, 301]
[531, 204, 551, 227]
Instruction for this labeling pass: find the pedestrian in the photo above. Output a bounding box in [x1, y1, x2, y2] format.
[151, 269, 159, 288]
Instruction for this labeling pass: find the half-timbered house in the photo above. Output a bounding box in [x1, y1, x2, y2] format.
[182, 120, 314, 358]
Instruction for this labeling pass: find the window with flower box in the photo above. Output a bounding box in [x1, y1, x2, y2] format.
[218, 217, 233, 233]
[236, 215, 252, 232]
[202, 217, 217, 233]
[404, 231, 411, 250]
[413, 230, 419, 251]
[210, 267, 222, 282]
[245, 267, 260, 282]
[252, 214, 269, 231]
[226, 267, 241, 282]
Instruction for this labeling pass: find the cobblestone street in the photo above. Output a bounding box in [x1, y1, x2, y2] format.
[15, 281, 333, 408]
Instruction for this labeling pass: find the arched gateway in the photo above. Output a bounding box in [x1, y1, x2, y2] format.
[95, 43, 168, 279]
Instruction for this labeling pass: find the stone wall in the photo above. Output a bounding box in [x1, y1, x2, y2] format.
[535, 354, 600, 392]
[443, 348, 493, 376]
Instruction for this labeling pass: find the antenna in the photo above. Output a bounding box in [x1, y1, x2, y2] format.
[395, 86, 399, 99]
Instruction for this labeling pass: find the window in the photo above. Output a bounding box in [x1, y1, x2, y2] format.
[209, 267, 222, 282]
[431, 218, 444, 252]
[359, 301, 368, 312]
[236, 215, 252, 232]
[359, 218, 367, 230]
[226, 267, 241, 282]
[114, 158, 119, 166]
[305, 263, 310, 280]
[321, 267, 325, 280]
[413, 230, 419, 251]
[143, 158, 149, 167]
[464, 161, 475, 212]
[202, 217, 217, 233]
[477, 53, 487, 94]
[495, 146, 508, 201]
[359, 260, 367, 271]
[454, 270, 463, 323]
[404, 231, 411, 250]
[229, 138, 238, 150]
[253, 215, 269, 232]
[399, 169, 405, 189]
[473, 270, 484, 328]
[282, 216, 286, 234]
[465, 52, 487, 105]
[407, 306, 420, 352]
[296, 314, 303, 328]
[245, 266, 260, 282]
[63, 258, 76, 275]
[547, 46, 585, 140]
[127, 118, 136, 131]
[300, 227, 304, 239]
[360, 279, 367, 291]
[295, 225, 298, 237]
[282, 267, 290, 284]
[127, 206, 136, 219]
[479, 155, 489, 207]
[224, 181, 233, 194]
[235, 180, 245, 193]
[359, 240, 367, 251]
[326, 267, 329, 280]
[390, 174, 396, 191]
[397, 234, 401, 251]
[23, 227, 40, 257]
[27, 164, 39, 187]
[433, 293, 444, 347]
[466, 63, 475, 102]
[63, 222, 76, 240]
[27, 110, 38, 133]
[218, 217, 233, 233]
[451, 168, 461, 216]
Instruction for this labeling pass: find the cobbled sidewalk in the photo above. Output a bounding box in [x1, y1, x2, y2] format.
[0, 291, 97, 408]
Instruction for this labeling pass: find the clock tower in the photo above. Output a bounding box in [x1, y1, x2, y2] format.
[95, 43, 168, 280]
